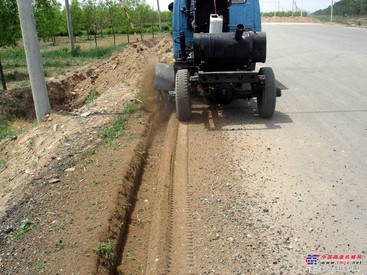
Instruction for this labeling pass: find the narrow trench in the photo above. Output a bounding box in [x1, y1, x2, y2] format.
[119, 130, 163, 274]
[112, 114, 174, 275]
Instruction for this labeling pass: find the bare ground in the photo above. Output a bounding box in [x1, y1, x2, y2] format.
[0, 36, 173, 274]
[2, 17, 363, 275]
[262, 16, 321, 24]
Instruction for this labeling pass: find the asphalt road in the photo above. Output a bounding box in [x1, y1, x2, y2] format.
[263, 23, 367, 260]
[183, 23, 367, 274]
[261, 23, 366, 272]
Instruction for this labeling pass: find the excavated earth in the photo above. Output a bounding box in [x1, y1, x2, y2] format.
[0, 37, 173, 274]
[3, 18, 364, 275]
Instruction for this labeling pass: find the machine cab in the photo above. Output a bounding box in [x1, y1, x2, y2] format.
[171, 0, 262, 59]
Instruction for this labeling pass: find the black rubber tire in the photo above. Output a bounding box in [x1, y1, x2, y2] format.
[257, 67, 276, 118]
[175, 69, 192, 121]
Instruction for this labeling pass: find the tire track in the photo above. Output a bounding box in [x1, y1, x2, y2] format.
[117, 116, 195, 274]
[144, 115, 178, 274]
[167, 122, 194, 274]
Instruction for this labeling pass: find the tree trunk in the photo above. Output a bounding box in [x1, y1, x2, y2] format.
[126, 24, 130, 43]
[94, 33, 97, 47]
[112, 26, 116, 46]
[151, 22, 155, 42]
[139, 21, 143, 41]
[0, 59, 7, 91]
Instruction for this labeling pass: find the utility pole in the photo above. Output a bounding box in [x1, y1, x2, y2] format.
[16, 0, 50, 122]
[274, 0, 276, 16]
[262, 0, 264, 16]
[331, 0, 334, 23]
[65, 0, 75, 52]
[156, 0, 162, 32]
[301, 0, 303, 17]
[278, 0, 280, 13]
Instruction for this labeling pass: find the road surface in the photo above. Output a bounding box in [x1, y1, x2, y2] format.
[122, 23, 367, 274]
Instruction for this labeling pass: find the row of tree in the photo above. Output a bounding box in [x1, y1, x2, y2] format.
[313, 0, 367, 16]
[1, 0, 172, 49]
[262, 11, 308, 17]
[0, 0, 171, 90]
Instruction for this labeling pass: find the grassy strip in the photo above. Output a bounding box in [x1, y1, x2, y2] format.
[313, 15, 367, 26]
[0, 121, 16, 141]
[1, 43, 127, 86]
[1, 43, 126, 60]
[0, 119, 33, 141]
[101, 104, 139, 142]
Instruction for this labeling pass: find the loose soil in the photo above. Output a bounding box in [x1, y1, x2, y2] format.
[262, 16, 321, 24]
[0, 35, 173, 274]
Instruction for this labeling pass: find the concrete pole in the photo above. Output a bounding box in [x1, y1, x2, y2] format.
[331, 0, 334, 23]
[274, 0, 276, 16]
[301, 0, 303, 17]
[16, 0, 50, 122]
[156, 0, 162, 32]
[65, 0, 75, 52]
[262, 0, 264, 16]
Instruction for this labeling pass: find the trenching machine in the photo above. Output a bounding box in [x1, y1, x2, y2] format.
[154, 0, 282, 121]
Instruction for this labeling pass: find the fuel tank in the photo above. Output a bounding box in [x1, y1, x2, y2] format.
[193, 30, 266, 66]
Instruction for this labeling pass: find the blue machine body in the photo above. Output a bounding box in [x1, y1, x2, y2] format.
[172, 0, 262, 59]
[229, 0, 261, 32]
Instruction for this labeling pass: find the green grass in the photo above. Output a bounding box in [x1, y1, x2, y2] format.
[97, 239, 115, 260]
[59, 218, 73, 229]
[0, 43, 127, 88]
[313, 15, 348, 24]
[0, 47, 26, 59]
[102, 117, 125, 141]
[1, 44, 126, 60]
[41, 44, 126, 59]
[0, 121, 16, 140]
[55, 240, 65, 251]
[85, 88, 101, 104]
[0, 159, 6, 172]
[312, 15, 367, 26]
[101, 104, 138, 142]
[123, 104, 138, 115]
[10, 218, 35, 241]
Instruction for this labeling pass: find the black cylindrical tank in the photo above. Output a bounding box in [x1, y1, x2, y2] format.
[193, 31, 266, 65]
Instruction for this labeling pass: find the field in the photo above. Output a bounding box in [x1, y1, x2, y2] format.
[312, 15, 367, 26]
[0, 33, 166, 91]
[0, 32, 167, 145]
[0, 37, 174, 274]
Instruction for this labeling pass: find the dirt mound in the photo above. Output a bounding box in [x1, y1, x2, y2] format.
[262, 16, 320, 23]
[0, 35, 173, 274]
[0, 36, 174, 121]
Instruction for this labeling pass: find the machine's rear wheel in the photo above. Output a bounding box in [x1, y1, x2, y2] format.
[175, 69, 191, 121]
[257, 67, 276, 118]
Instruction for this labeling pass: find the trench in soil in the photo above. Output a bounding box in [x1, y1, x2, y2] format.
[107, 114, 179, 274]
